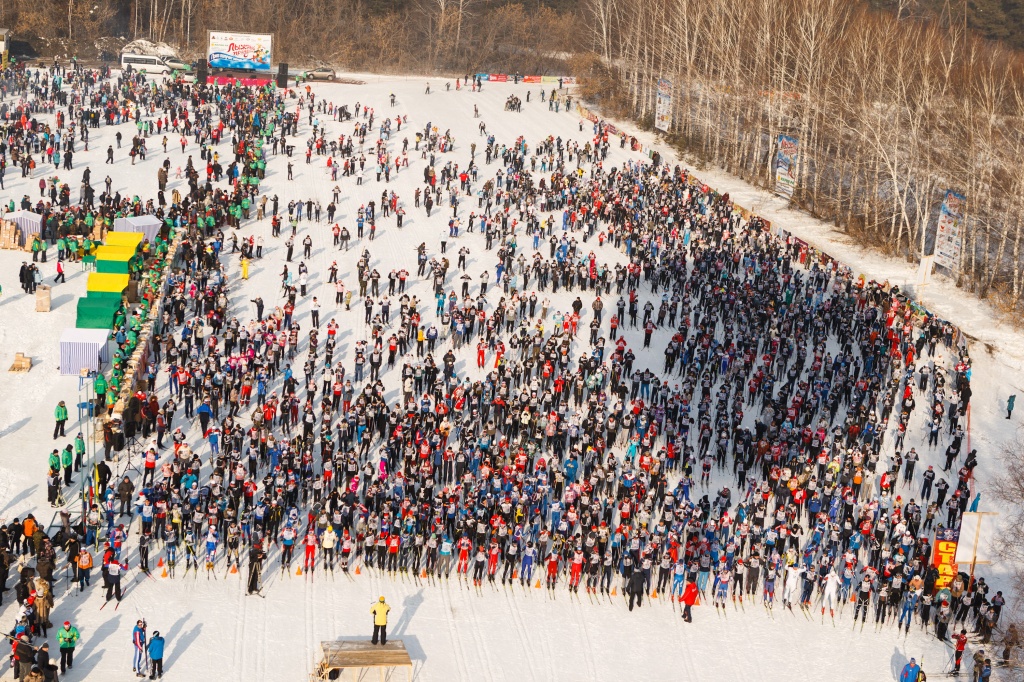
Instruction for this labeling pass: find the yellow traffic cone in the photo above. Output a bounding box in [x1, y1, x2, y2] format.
[611, 587, 617, 596]
[296, 566, 303, 576]
[161, 568, 168, 578]
[535, 579, 542, 589]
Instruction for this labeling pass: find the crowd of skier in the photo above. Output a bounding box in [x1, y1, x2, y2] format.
[0, 55, 1011, 681]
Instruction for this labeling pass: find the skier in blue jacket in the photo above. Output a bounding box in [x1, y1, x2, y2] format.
[899, 658, 921, 682]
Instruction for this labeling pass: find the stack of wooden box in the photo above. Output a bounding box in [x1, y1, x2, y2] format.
[0, 221, 21, 249]
[8, 352, 32, 372]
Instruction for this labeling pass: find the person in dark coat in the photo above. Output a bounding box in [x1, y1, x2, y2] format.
[627, 569, 645, 611]
[247, 544, 265, 595]
[15, 634, 36, 679]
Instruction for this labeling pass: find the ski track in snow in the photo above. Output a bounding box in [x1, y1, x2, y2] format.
[231, 557, 249, 682]
[568, 593, 600, 681]
[304, 562, 315, 680]
[440, 580, 473, 681]
[458, 579, 498, 682]
[503, 582, 542, 682]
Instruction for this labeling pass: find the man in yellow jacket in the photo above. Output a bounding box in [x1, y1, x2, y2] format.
[370, 596, 391, 645]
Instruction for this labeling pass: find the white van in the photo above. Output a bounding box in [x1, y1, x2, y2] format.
[120, 53, 172, 75]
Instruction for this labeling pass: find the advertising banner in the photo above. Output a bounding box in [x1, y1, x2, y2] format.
[933, 527, 960, 591]
[934, 190, 966, 271]
[655, 78, 673, 132]
[208, 31, 273, 72]
[775, 134, 799, 199]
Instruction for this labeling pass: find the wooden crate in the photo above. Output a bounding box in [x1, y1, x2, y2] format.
[8, 352, 32, 372]
[0, 221, 20, 250]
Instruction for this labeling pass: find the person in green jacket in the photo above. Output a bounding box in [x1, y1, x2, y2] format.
[61, 445, 73, 485]
[93, 372, 107, 409]
[54, 401, 68, 440]
[57, 620, 80, 673]
[48, 449, 60, 472]
[74, 433, 85, 472]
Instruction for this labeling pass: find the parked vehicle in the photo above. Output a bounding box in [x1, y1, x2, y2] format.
[120, 53, 171, 75]
[303, 67, 336, 81]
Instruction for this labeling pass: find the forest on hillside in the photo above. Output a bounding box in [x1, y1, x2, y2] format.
[0, 0, 583, 73]
[583, 0, 1024, 310]
[872, 0, 1024, 49]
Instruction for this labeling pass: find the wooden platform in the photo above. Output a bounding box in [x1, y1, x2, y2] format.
[312, 640, 412, 682]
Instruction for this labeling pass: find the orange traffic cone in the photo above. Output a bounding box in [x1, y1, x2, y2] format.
[230, 565, 239, 574]
[296, 566, 303, 576]
[535, 579, 542, 589]
[512, 569, 518, 579]
[157, 558, 164, 567]
[651, 589, 658, 599]
[421, 569, 427, 578]
[161, 568, 168, 578]
[355, 565, 362, 575]
[611, 587, 617, 596]
[695, 595, 700, 605]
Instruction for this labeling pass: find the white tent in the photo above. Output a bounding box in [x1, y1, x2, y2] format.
[112, 214, 163, 242]
[5, 210, 42, 246]
[59, 327, 111, 375]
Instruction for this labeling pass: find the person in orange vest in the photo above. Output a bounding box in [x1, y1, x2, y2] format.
[76, 549, 93, 592]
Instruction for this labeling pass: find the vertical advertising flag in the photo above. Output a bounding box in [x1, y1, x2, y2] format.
[934, 190, 966, 271]
[655, 78, 673, 132]
[775, 135, 799, 199]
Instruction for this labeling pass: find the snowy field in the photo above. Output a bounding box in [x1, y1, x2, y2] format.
[0, 71, 1019, 682]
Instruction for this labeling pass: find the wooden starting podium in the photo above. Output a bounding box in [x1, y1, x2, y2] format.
[311, 640, 413, 682]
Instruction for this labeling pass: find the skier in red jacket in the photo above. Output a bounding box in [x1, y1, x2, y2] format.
[682, 580, 699, 623]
